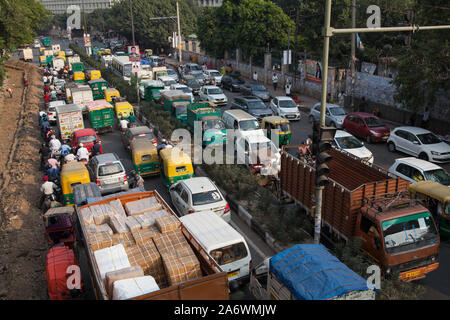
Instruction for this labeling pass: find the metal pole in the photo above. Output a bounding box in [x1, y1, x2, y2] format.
[350, 0, 356, 111]
[331, 25, 450, 34]
[176, 2, 182, 63]
[130, 0, 136, 46]
[314, 0, 332, 244]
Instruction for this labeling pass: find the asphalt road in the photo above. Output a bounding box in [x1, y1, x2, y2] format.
[35, 37, 449, 300]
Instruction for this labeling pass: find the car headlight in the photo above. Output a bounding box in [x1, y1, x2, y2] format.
[430, 151, 441, 156]
[369, 130, 380, 135]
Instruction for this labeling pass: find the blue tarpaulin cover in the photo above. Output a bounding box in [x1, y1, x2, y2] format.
[269, 244, 370, 300]
[73, 183, 102, 206]
[86, 187, 146, 204]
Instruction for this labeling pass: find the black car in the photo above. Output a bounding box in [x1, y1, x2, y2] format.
[183, 75, 201, 95]
[222, 75, 244, 92]
[230, 96, 273, 121]
[240, 82, 271, 102]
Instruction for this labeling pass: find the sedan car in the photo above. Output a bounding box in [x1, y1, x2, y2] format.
[388, 157, 450, 186]
[190, 71, 207, 85]
[169, 177, 231, 222]
[240, 82, 271, 102]
[230, 96, 272, 121]
[65, 48, 73, 57]
[332, 130, 374, 164]
[170, 84, 194, 103]
[121, 126, 157, 151]
[387, 127, 450, 163]
[182, 75, 201, 95]
[198, 85, 228, 107]
[204, 69, 223, 86]
[166, 68, 179, 82]
[342, 112, 390, 143]
[269, 96, 301, 120]
[221, 74, 244, 92]
[308, 103, 347, 128]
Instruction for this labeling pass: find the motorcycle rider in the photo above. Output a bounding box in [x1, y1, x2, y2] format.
[119, 116, 129, 133]
[49, 135, 62, 157]
[39, 175, 58, 209]
[76, 143, 89, 163]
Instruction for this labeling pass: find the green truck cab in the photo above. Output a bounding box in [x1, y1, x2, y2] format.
[161, 90, 191, 113]
[85, 100, 114, 133]
[72, 62, 85, 73]
[42, 37, 51, 47]
[88, 78, 109, 100]
[187, 103, 227, 147]
[143, 80, 164, 103]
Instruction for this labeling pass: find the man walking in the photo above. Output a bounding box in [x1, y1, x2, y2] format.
[253, 71, 258, 83]
[272, 74, 279, 91]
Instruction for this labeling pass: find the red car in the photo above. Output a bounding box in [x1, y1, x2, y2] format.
[71, 128, 102, 153]
[342, 112, 390, 143]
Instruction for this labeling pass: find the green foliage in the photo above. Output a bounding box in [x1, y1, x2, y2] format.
[140, 101, 177, 138]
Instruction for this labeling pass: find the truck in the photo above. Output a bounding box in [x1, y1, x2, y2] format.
[75, 190, 230, 300]
[70, 86, 94, 114]
[280, 146, 440, 281]
[51, 44, 61, 55]
[55, 104, 84, 142]
[100, 54, 113, 68]
[42, 37, 51, 47]
[187, 103, 227, 147]
[52, 57, 65, 71]
[151, 66, 167, 80]
[250, 244, 376, 300]
[19, 48, 33, 62]
[67, 55, 81, 70]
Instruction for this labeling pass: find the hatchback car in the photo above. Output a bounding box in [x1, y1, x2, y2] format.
[190, 71, 207, 85]
[182, 75, 201, 95]
[221, 75, 244, 92]
[308, 103, 347, 128]
[342, 112, 390, 143]
[332, 130, 374, 164]
[230, 96, 272, 121]
[166, 68, 179, 82]
[204, 69, 223, 86]
[269, 96, 301, 121]
[388, 157, 450, 186]
[88, 153, 129, 195]
[387, 127, 450, 163]
[198, 85, 228, 107]
[240, 82, 271, 102]
[121, 126, 157, 151]
[169, 177, 231, 222]
[71, 128, 102, 154]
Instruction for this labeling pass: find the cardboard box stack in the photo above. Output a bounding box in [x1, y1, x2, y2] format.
[112, 276, 160, 300]
[124, 197, 162, 216]
[105, 265, 144, 297]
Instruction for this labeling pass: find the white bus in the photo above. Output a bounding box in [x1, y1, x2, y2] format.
[110, 55, 132, 82]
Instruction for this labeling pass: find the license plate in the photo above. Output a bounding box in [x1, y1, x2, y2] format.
[104, 178, 119, 184]
[404, 270, 422, 278]
[227, 271, 239, 278]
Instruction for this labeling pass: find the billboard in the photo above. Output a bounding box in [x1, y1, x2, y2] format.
[127, 45, 140, 62]
[83, 33, 91, 47]
[306, 60, 322, 83]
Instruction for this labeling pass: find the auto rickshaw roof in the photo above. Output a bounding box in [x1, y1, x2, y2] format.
[131, 139, 157, 153]
[115, 101, 133, 108]
[88, 78, 107, 84]
[160, 147, 192, 166]
[61, 161, 88, 177]
[43, 206, 75, 219]
[262, 115, 289, 125]
[129, 126, 152, 136]
[410, 181, 450, 202]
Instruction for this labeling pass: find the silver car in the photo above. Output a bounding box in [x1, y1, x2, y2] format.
[88, 153, 129, 195]
[166, 68, 179, 82]
[308, 103, 347, 128]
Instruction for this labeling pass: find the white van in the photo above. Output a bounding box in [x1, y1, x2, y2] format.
[222, 109, 265, 142]
[180, 211, 252, 289]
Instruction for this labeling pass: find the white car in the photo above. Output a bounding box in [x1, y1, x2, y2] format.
[204, 69, 223, 86]
[158, 75, 177, 90]
[388, 157, 450, 186]
[235, 134, 281, 176]
[170, 84, 194, 103]
[198, 85, 228, 107]
[33, 40, 40, 48]
[387, 127, 450, 163]
[309, 103, 347, 128]
[169, 177, 231, 222]
[47, 100, 66, 124]
[332, 130, 374, 164]
[269, 96, 301, 120]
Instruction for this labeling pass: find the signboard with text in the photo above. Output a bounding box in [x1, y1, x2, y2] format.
[306, 60, 322, 83]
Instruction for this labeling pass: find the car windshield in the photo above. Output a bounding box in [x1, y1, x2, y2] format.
[277, 123, 290, 132]
[208, 88, 223, 95]
[253, 85, 267, 91]
[203, 119, 225, 130]
[417, 132, 442, 145]
[423, 169, 450, 186]
[382, 212, 438, 254]
[336, 136, 364, 149]
[189, 65, 202, 71]
[78, 135, 97, 144]
[247, 101, 267, 110]
[329, 107, 346, 116]
[251, 141, 277, 153]
[210, 71, 221, 77]
[98, 163, 124, 176]
[192, 190, 222, 206]
[187, 79, 200, 87]
[175, 105, 187, 115]
[123, 64, 132, 77]
[365, 117, 384, 127]
[279, 99, 297, 108]
[134, 133, 155, 141]
[239, 119, 260, 131]
[210, 243, 248, 266]
[179, 87, 191, 94]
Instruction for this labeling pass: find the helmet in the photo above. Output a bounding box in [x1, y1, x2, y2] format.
[43, 175, 48, 182]
[79, 143, 83, 147]
[162, 139, 167, 144]
[305, 138, 312, 146]
[51, 135, 56, 139]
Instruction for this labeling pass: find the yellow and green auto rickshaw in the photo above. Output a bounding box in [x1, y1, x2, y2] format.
[131, 139, 160, 177]
[261, 116, 292, 146]
[60, 161, 91, 206]
[409, 181, 450, 237]
[159, 147, 194, 187]
[104, 88, 120, 103]
[114, 100, 134, 122]
[73, 71, 86, 84]
[86, 69, 101, 81]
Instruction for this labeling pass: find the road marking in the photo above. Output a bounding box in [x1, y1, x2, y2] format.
[229, 219, 268, 260]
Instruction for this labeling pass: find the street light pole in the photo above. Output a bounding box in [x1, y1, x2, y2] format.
[129, 0, 136, 46]
[314, 0, 332, 244]
[350, 0, 356, 111]
[176, 2, 182, 63]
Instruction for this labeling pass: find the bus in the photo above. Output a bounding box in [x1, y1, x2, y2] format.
[110, 55, 132, 82]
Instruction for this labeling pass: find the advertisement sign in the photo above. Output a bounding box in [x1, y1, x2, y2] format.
[128, 45, 140, 62]
[132, 61, 140, 72]
[83, 33, 91, 47]
[306, 60, 322, 82]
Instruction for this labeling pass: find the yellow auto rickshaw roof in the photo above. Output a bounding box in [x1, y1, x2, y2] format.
[90, 70, 101, 75]
[73, 71, 85, 76]
[160, 147, 192, 166]
[262, 116, 290, 125]
[410, 181, 450, 202]
[131, 139, 157, 154]
[115, 101, 133, 109]
[105, 88, 120, 95]
[61, 161, 89, 177]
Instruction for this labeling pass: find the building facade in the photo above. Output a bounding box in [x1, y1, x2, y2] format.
[198, 0, 222, 7]
[39, 0, 119, 15]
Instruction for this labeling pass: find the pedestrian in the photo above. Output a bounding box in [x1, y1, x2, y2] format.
[201, 63, 206, 72]
[253, 71, 258, 82]
[6, 87, 13, 98]
[272, 74, 279, 91]
[338, 91, 345, 108]
[422, 107, 430, 129]
[285, 81, 292, 97]
[358, 96, 368, 112]
[23, 75, 29, 87]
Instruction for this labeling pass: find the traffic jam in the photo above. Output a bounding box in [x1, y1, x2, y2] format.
[36, 35, 450, 301]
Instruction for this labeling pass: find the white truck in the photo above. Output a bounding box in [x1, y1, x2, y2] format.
[70, 86, 94, 114]
[51, 44, 61, 55]
[20, 48, 33, 62]
[249, 244, 376, 300]
[55, 104, 84, 142]
[52, 57, 65, 71]
[67, 55, 81, 70]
